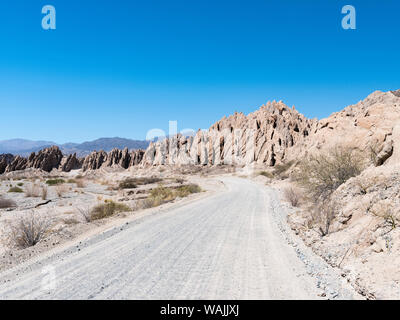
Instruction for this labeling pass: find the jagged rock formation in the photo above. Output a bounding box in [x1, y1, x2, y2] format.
[82, 148, 144, 171]
[0, 154, 14, 174]
[142, 101, 317, 166]
[61, 153, 83, 172]
[5, 146, 63, 173]
[1, 89, 399, 174]
[288, 90, 400, 166]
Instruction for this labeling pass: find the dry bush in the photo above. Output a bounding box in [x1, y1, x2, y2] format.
[8, 186, 23, 193]
[272, 160, 295, 179]
[308, 200, 338, 237]
[25, 183, 42, 198]
[75, 179, 86, 188]
[369, 200, 399, 230]
[76, 206, 92, 222]
[283, 187, 302, 207]
[91, 201, 131, 220]
[0, 196, 17, 209]
[41, 185, 48, 200]
[46, 179, 65, 186]
[9, 212, 52, 249]
[295, 147, 364, 203]
[55, 185, 68, 198]
[119, 177, 162, 189]
[258, 171, 273, 179]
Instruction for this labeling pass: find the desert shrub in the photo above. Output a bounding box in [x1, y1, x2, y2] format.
[283, 187, 302, 207]
[309, 200, 338, 237]
[8, 186, 23, 193]
[25, 183, 42, 197]
[295, 147, 364, 202]
[41, 185, 48, 200]
[118, 178, 137, 189]
[175, 184, 202, 197]
[0, 196, 17, 209]
[55, 185, 68, 197]
[67, 179, 76, 184]
[9, 212, 51, 248]
[369, 200, 399, 230]
[119, 177, 162, 189]
[46, 179, 65, 186]
[272, 160, 295, 178]
[75, 179, 86, 188]
[90, 201, 131, 220]
[76, 206, 92, 222]
[17, 182, 24, 187]
[258, 171, 273, 178]
[147, 184, 202, 206]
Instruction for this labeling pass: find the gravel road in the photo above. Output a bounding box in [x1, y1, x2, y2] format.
[0, 177, 356, 299]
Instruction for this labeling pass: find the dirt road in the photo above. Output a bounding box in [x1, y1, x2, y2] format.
[0, 177, 356, 299]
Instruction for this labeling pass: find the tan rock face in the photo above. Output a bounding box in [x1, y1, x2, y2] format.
[61, 153, 83, 172]
[81, 148, 145, 171]
[142, 101, 316, 167]
[1, 89, 399, 174]
[5, 146, 63, 173]
[0, 154, 14, 174]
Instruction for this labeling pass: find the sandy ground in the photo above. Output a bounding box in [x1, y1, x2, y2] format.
[0, 176, 358, 300]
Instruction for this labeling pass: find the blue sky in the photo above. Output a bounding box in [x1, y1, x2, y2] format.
[0, 0, 399, 143]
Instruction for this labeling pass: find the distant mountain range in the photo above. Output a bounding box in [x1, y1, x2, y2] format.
[0, 138, 150, 157]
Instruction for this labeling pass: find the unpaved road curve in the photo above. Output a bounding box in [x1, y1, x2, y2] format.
[0, 177, 355, 299]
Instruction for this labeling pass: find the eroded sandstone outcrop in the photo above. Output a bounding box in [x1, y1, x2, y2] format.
[0, 154, 14, 174]
[61, 153, 83, 172]
[142, 101, 317, 167]
[5, 146, 63, 173]
[81, 148, 145, 171]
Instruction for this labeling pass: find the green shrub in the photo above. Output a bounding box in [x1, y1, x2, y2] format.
[119, 177, 163, 189]
[91, 201, 131, 220]
[17, 182, 24, 187]
[8, 186, 23, 193]
[46, 179, 65, 186]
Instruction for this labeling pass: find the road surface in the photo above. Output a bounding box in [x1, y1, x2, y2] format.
[0, 177, 353, 299]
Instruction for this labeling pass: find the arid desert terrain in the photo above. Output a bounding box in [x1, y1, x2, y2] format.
[0, 89, 399, 299]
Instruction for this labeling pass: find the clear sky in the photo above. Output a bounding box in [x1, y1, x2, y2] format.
[0, 0, 399, 143]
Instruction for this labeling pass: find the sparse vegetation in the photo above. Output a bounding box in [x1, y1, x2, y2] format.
[90, 201, 131, 220]
[283, 187, 302, 207]
[76, 206, 92, 222]
[272, 160, 295, 179]
[0, 196, 17, 209]
[46, 179, 65, 186]
[41, 185, 48, 200]
[25, 183, 42, 197]
[55, 185, 68, 197]
[8, 186, 23, 193]
[119, 177, 163, 189]
[143, 184, 202, 208]
[75, 179, 86, 188]
[295, 147, 364, 203]
[258, 171, 273, 179]
[369, 200, 399, 230]
[309, 200, 338, 237]
[9, 212, 52, 249]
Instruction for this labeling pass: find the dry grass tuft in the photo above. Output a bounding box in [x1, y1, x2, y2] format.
[9, 212, 52, 248]
[283, 187, 302, 207]
[90, 201, 131, 220]
[0, 196, 17, 209]
[25, 183, 42, 198]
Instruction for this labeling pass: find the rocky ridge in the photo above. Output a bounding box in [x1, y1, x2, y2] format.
[1, 90, 399, 175]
